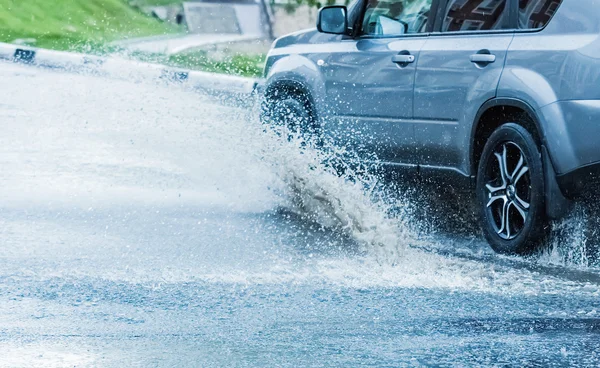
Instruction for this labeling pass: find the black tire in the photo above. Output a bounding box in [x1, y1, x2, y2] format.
[260, 91, 317, 141]
[476, 123, 549, 255]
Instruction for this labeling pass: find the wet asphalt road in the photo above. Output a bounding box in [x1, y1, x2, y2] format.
[1, 62, 600, 367]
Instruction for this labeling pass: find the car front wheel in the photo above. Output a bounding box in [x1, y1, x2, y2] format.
[261, 91, 317, 142]
[476, 123, 549, 255]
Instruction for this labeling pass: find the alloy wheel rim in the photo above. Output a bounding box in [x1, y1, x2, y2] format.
[484, 142, 531, 240]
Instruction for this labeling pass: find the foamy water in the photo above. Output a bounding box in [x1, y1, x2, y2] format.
[4, 62, 600, 367]
[1, 61, 599, 300]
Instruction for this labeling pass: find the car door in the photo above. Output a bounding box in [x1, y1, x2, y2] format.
[414, 0, 514, 175]
[322, 0, 434, 164]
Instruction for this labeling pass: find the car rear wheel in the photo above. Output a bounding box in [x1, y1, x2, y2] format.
[476, 123, 549, 255]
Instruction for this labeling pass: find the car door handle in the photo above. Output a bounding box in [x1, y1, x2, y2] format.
[392, 54, 415, 64]
[470, 54, 496, 64]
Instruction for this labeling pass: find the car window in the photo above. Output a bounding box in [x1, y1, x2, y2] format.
[361, 0, 433, 37]
[442, 0, 509, 32]
[518, 0, 562, 29]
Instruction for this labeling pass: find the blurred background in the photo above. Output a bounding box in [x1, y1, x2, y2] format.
[0, 0, 337, 77]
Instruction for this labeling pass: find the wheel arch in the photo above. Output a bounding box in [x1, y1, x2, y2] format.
[263, 78, 319, 125]
[264, 79, 315, 107]
[470, 98, 546, 177]
[471, 97, 572, 219]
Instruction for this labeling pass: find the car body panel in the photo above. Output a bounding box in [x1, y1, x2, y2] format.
[265, 30, 341, 122]
[322, 36, 427, 163]
[415, 32, 514, 175]
[540, 100, 600, 175]
[496, 0, 600, 177]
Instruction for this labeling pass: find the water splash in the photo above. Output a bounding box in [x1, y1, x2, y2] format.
[257, 124, 418, 265]
[539, 204, 600, 269]
[5, 61, 598, 297]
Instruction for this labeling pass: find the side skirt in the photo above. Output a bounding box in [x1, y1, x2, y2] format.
[376, 162, 472, 193]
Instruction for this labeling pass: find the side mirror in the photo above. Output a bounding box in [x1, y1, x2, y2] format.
[317, 6, 348, 35]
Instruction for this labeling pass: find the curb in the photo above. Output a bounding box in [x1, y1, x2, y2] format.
[0, 42, 258, 95]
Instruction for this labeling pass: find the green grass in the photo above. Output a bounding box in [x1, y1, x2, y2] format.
[133, 50, 265, 78]
[131, 0, 183, 5]
[0, 0, 180, 52]
[169, 52, 265, 78]
[0, 0, 264, 77]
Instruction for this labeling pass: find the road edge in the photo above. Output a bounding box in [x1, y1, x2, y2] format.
[0, 42, 258, 95]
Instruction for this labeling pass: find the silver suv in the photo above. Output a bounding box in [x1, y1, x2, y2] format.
[259, 0, 599, 255]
